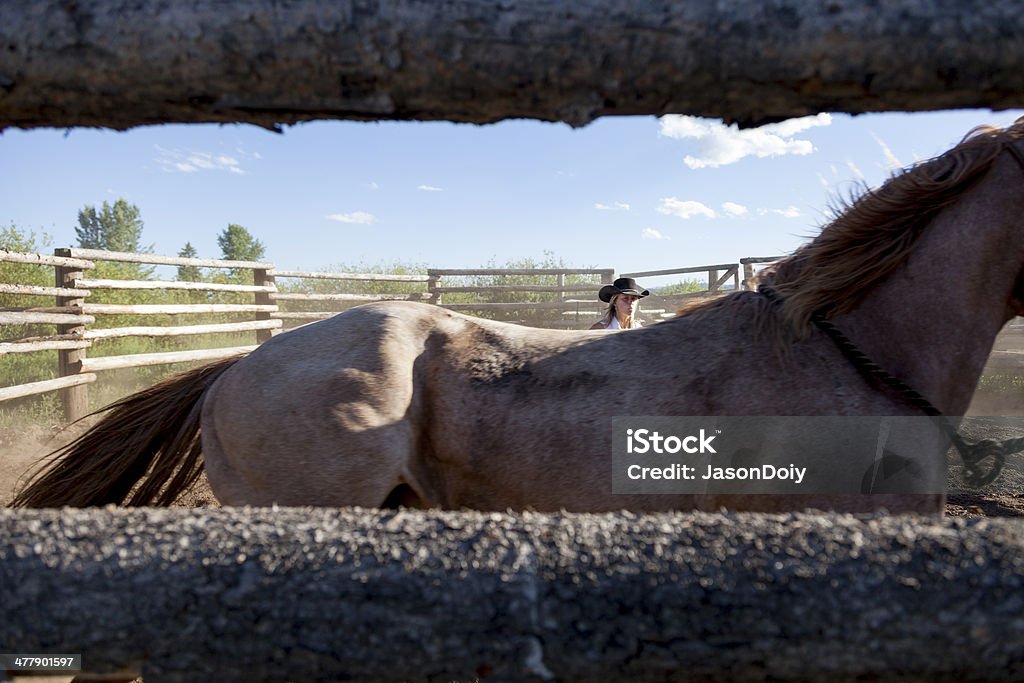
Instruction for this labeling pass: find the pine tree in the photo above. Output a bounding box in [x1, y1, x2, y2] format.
[217, 224, 265, 262]
[217, 224, 266, 280]
[176, 242, 202, 281]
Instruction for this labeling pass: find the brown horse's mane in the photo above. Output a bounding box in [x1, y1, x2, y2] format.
[676, 117, 1024, 338]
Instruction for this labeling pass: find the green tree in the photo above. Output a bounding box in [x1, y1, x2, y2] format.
[217, 224, 265, 262]
[217, 224, 266, 281]
[176, 242, 202, 282]
[0, 223, 53, 297]
[76, 198, 151, 253]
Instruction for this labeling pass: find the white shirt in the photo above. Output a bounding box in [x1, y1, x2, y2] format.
[604, 317, 642, 330]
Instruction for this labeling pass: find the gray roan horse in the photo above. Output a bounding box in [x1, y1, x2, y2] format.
[14, 120, 1024, 515]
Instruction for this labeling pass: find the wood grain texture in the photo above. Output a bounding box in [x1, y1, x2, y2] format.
[3, 0, 1023, 130]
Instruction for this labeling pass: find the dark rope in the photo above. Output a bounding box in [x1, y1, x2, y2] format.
[758, 283, 1023, 488]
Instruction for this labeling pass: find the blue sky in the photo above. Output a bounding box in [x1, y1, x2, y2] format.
[1, 108, 1022, 288]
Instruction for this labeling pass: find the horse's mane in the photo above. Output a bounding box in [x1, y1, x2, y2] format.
[678, 117, 1024, 338]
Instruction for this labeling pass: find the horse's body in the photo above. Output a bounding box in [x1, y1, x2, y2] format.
[14, 120, 1024, 514]
[201, 299, 937, 513]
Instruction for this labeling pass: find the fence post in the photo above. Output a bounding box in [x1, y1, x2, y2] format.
[742, 261, 755, 290]
[427, 270, 440, 305]
[54, 248, 88, 423]
[253, 268, 275, 343]
[708, 268, 719, 294]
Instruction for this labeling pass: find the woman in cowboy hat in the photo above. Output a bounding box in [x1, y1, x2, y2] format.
[589, 277, 649, 330]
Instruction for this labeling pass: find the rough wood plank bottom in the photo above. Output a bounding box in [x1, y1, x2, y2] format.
[2, 508, 1023, 682]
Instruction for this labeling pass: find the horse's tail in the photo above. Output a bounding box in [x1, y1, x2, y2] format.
[11, 355, 242, 508]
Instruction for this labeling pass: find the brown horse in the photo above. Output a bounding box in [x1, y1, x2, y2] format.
[14, 120, 1024, 514]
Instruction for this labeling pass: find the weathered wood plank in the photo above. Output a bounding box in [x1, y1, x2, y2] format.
[0, 340, 91, 354]
[79, 346, 256, 372]
[0, 282, 91, 298]
[272, 292, 431, 302]
[0, 305, 81, 314]
[270, 270, 431, 282]
[65, 248, 273, 270]
[433, 285, 598, 293]
[75, 278, 277, 293]
[80, 303, 278, 315]
[0, 333, 82, 344]
[0, 249, 94, 269]
[6, 1, 1024, 130]
[271, 312, 339, 320]
[3, 508, 1024, 682]
[440, 301, 606, 311]
[622, 264, 739, 279]
[82, 320, 282, 340]
[0, 312, 95, 325]
[0, 373, 96, 402]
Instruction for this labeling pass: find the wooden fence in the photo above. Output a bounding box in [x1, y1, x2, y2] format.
[268, 266, 617, 328]
[0, 247, 280, 421]
[424, 267, 615, 327]
[5, 506, 1024, 683]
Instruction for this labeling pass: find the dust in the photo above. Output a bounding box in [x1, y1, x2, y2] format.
[0, 418, 218, 509]
[0, 422, 76, 507]
[0, 365, 222, 508]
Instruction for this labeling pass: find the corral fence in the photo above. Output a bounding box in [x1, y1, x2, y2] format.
[1, 247, 776, 423]
[268, 266, 619, 328]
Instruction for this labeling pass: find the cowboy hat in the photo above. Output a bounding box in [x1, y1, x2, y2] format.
[599, 277, 650, 303]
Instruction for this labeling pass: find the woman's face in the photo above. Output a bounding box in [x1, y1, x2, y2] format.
[614, 293, 640, 317]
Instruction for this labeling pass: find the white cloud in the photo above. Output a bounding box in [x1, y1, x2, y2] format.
[417, 184, 443, 192]
[871, 132, 903, 170]
[595, 202, 630, 211]
[154, 144, 252, 175]
[721, 202, 748, 217]
[326, 211, 377, 225]
[758, 206, 802, 218]
[642, 228, 669, 240]
[658, 113, 833, 168]
[846, 161, 865, 181]
[367, 181, 380, 190]
[657, 198, 717, 220]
